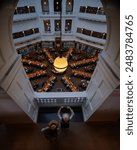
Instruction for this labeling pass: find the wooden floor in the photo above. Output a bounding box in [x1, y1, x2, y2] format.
[0, 122, 119, 150]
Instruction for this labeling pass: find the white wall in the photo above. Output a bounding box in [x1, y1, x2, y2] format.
[79, 0, 103, 7]
[82, 0, 120, 121]
[16, 0, 36, 7]
[12, 19, 39, 32]
[0, 0, 38, 122]
[76, 19, 107, 32]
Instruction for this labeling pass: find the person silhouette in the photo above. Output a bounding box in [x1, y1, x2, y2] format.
[57, 106, 74, 128]
[41, 120, 59, 142]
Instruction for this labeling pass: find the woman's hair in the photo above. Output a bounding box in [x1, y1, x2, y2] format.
[48, 120, 59, 129]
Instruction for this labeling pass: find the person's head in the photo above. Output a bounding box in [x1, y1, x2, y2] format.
[50, 124, 57, 130]
[62, 113, 70, 122]
[48, 120, 59, 130]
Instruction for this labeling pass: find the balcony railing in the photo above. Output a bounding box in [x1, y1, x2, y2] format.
[14, 33, 41, 44]
[13, 13, 37, 22]
[79, 6, 105, 15]
[34, 97, 87, 106]
[75, 33, 106, 46]
[78, 13, 106, 22]
[39, 12, 76, 18]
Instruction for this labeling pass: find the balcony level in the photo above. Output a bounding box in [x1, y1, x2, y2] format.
[75, 32, 106, 46]
[13, 13, 38, 22]
[39, 12, 76, 19]
[14, 33, 41, 45]
[78, 13, 106, 22]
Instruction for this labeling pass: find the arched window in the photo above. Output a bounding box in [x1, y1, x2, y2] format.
[55, 20, 61, 31]
[54, 0, 61, 12]
[65, 20, 72, 32]
[44, 20, 51, 32]
[66, 0, 73, 12]
[41, 0, 49, 13]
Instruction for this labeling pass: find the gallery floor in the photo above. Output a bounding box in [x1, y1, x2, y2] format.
[0, 122, 119, 150]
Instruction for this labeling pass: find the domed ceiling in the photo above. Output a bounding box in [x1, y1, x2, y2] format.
[12, 0, 107, 92]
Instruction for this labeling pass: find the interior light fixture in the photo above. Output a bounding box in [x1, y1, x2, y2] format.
[54, 57, 68, 72]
